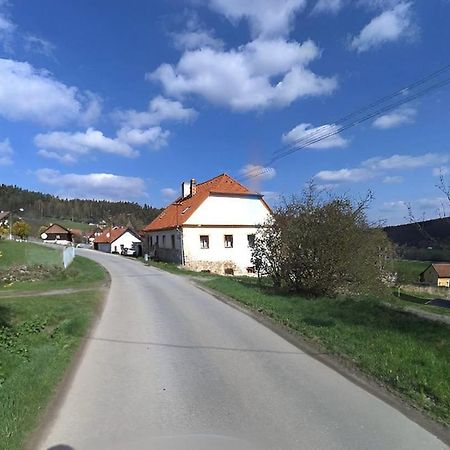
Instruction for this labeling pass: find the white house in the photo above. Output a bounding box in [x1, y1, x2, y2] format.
[142, 173, 272, 275]
[94, 226, 143, 255]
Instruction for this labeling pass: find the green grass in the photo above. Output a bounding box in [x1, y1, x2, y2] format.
[0, 254, 108, 450]
[0, 241, 62, 268]
[0, 256, 108, 293]
[200, 276, 450, 425]
[391, 259, 430, 284]
[0, 291, 104, 450]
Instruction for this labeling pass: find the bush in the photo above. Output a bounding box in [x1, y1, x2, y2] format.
[252, 184, 393, 297]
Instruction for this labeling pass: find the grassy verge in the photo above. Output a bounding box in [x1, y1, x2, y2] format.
[0, 256, 108, 450]
[0, 241, 62, 268]
[143, 260, 449, 426]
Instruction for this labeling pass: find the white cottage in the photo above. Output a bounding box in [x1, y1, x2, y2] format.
[142, 173, 272, 275]
[93, 226, 143, 255]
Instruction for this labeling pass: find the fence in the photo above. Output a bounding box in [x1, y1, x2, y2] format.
[63, 246, 75, 268]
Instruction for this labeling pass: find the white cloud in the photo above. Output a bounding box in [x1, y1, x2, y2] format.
[315, 153, 448, 184]
[382, 175, 403, 184]
[114, 95, 197, 129]
[35, 128, 138, 164]
[313, 0, 346, 14]
[239, 164, 276, 181]
[432, 167, 450, 177]
[350, 2, 416, 52]
[173, 29, 224, 51]
[206, 0, 307, 38]
[37, 149, 77, 165]
[372, 106, 416, 129]
[23, 34, 55, 57]
[36, 169, 147, 201]
[0, 8, 15, 52]
[116, 126, 170, 149]
[0, 58, 101, 126]
[161, 187, 178, 200]
[150, 38, 336, 111]
[363, 153, 448, 171]
[282, 122, 348, 149]
[0, 138, 13, 165]
[315, 168, 374, 183]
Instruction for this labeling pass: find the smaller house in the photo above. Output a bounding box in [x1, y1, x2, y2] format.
[0, 211, 10, 226]
[41, 224, 73, 245]
[419, 263, 450, 287]
[93, 226, 142, 255]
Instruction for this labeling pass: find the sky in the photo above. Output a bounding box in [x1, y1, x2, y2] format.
[0, 0, 450, 225]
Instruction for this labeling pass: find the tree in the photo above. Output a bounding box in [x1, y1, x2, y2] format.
[252, 184, 393, 297]
[11, 220, 31, 240]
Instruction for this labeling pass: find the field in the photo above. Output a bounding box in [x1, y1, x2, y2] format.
[391, 259, 429, 284]
[0, 241, 108, 450]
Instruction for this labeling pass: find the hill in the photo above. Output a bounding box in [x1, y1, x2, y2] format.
[384, 217, 450, 247]
[0, 184, 161, 233]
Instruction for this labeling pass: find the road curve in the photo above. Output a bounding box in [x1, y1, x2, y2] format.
[38, 250, 447, 450]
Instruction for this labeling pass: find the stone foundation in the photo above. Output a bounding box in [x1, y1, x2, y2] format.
[185, 260, 252, 276]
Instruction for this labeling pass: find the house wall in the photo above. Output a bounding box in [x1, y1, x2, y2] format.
[182, 226, 258, 275]
[146, 229, 182, 263]
[437, 277, 450, 287]
[184, 194, 270, 226]
[420, 266, 438, 285]
[111, 232, 142, 254]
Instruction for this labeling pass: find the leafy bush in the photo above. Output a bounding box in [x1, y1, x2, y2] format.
[252, 184, 393, 297]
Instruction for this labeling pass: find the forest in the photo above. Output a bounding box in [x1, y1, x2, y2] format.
[0, 184, 161, 231]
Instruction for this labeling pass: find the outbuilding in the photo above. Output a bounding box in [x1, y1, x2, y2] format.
[419, 263, 450, 287]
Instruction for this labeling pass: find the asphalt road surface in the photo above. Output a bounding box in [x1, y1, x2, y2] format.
[38, 250, 448, 450]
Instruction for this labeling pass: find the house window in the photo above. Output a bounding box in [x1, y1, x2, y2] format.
[200, 235, 209, 249]
[247, 234, 255, 247]
[162, 235, 166, 246]
[171, 234, 175, 249]
[224, 234, 233, 248]
[155, 235, 159, 246]
[149, 236, 152, 247]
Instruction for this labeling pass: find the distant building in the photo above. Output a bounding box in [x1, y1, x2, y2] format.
[41, 224, 73, 245]
[93, 226, 143, 255]
[0, 211, 10, 226]
[142, 173, 272, 275]
[419, 263, 450, 287]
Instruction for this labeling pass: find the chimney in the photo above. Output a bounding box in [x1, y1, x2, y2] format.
[190, 178, 197, 196]
[181, 181, 190, 198]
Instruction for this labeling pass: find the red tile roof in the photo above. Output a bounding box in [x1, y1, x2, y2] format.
[431, 263, 450, 278]
[142, 173, 268, 232]
[94, 226, 128, 244]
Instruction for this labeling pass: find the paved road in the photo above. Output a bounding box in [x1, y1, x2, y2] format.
[39, 250, 447, 450]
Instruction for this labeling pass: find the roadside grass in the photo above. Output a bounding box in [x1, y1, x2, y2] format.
[0, 290, 104, 450]
[391, 259, 430, 284]
[199, 276, 450, 426]
[0, 256, 108, 294]
[0, 241, 62, 268]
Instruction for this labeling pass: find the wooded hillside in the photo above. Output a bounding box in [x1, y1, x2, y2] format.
[0, 184, 161, 231]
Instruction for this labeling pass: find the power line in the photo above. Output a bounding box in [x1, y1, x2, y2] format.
[239, 64, 450, 181]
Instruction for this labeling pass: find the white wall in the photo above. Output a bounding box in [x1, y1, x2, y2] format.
[182, 226, 258, 273]
[111, 231, 142, 253]
[184, 194, 271, 226]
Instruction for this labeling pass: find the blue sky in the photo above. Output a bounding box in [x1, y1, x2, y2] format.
[1, 0, 450, 224]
